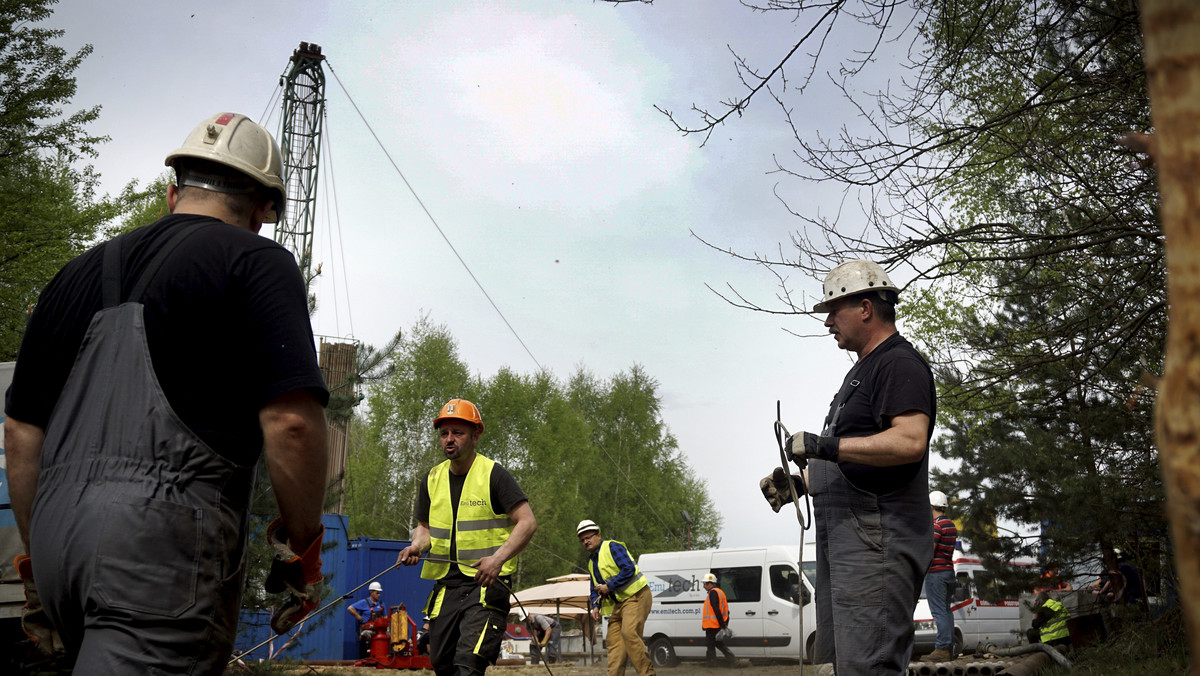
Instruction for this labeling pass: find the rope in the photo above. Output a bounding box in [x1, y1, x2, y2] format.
[774, 400, 811, 671]
[229, 556, 560, 676]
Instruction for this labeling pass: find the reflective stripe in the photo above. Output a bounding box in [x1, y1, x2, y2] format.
[428, 526, 452, 539]
[458, 544, 503, 559]
[459, 518, 513, 532]
[702, 587, 729, 629]
[1040, 598, 1070, 643]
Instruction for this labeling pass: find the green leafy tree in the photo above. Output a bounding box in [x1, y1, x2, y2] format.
[0, 0, 136, 359]
[345, 314, 473, 539]
[107, 172, 171, 237]
[0, 154, 136, 359]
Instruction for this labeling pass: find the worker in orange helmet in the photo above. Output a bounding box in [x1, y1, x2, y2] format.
[397, 399, 537, 676]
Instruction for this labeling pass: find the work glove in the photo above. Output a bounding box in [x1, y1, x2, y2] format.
[13, 555, 66, 658]
[265, 518, 325, 634]
[785, 431, 840, 463]
[759, 467, 804, 513]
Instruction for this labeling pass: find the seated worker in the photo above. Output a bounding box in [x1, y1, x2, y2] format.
[1026, 591, 1071, 648]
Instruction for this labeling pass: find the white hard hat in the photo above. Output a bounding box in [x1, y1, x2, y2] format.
[165, 112, 286, 223]
[516, 608, 528, 620]
[369, 582, 383, 592]
[702, 573, 718, 584]
[576, 519, 600, 536]
[929, 491, 949, 509]
[813, 260, 898, 313]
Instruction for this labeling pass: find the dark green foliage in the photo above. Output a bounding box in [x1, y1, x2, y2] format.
[0, 0, 141, 360]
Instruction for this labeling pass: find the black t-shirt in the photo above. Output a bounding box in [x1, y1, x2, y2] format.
[824, 332, 936, 494]
[5, 213, 329, 466]
[415, 457, 527, 584]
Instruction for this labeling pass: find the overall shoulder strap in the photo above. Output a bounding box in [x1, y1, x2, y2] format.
[101, 222, 210, 308]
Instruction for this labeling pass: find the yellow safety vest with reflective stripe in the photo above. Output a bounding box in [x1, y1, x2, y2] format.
[1039, 598, 1070, 643]
[703, 587, 729, 629]
[588, 540, 649, 615]
[421, 454, 516, 580]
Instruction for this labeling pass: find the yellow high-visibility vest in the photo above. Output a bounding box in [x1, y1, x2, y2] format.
[1039, 598, 1070, 643]
[421, 455, 515, 580]
[588, 540, 648, 615]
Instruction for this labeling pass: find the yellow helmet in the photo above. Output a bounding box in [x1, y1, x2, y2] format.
[434, 398, 484, 433]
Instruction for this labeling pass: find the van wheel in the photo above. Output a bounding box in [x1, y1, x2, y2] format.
[805, 633, 816, 664]
[952, 630, 964, 658]
[649, 637, 679, 668]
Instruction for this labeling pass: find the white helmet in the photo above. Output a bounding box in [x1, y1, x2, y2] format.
[929, 491, 949, 509]
[576, 519, 600, 536]
[165, 112, 286, 223]
[813, 260, 898, 313]
[369, 581, 383, 592]
[701, 573, 718, 584]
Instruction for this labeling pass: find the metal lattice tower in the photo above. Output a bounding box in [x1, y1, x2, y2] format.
[275, 41, 326, 274]
[275, 42, 356, 514]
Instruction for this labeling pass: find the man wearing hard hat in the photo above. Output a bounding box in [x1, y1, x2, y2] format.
[764, 260, 936, 674]
[396, 399, 537, 676]
[348, 581, 387, 657]
[701, 573, 737, 667]
[577, 519, 655, 676]
[924, 491, 958, 662]
[5, 113, 329, 672]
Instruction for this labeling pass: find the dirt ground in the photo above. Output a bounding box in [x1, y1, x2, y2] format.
[276, 664, 814, 676]
[249, 661, 817, 676]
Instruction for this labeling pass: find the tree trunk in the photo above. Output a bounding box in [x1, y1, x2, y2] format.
[1142, 0, 1200, 663]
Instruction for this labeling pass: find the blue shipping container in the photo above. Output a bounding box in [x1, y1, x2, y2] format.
[234, 514, 435, 662]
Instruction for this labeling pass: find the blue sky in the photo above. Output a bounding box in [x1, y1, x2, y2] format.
[49, 0, 926, 550]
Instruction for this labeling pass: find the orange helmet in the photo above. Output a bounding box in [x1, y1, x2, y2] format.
[434, 398, 484, 433]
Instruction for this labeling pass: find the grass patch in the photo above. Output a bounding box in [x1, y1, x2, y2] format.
[1040, 605, 1190, 675]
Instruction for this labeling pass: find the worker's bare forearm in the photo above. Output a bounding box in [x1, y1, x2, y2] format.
[261, 390, 329, 549]
[4, 417, 45, 552]
[834, 411, 929, 466]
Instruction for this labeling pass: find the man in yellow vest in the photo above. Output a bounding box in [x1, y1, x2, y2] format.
[702, 573, 737, 667]
[1027, 591, 1071, 649]
[397, 399, 538, 676]
[578, 519, 656, 676]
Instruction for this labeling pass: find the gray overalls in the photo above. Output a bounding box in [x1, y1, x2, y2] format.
[29, 225, 255, 675]
[808, 349, 933, 675]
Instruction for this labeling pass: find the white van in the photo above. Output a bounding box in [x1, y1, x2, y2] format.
[638, 546, 816, 666]
[912, 553, 1034, 655]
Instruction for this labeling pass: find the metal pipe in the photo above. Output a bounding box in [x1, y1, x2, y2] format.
[983, 642, 1072, 669]
[994, 651, 1050, 676]
[934, 662, 954, 676]
[916, 663, 936, 676]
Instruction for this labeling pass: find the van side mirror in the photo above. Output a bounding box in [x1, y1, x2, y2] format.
[801, 585, 811, 606]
